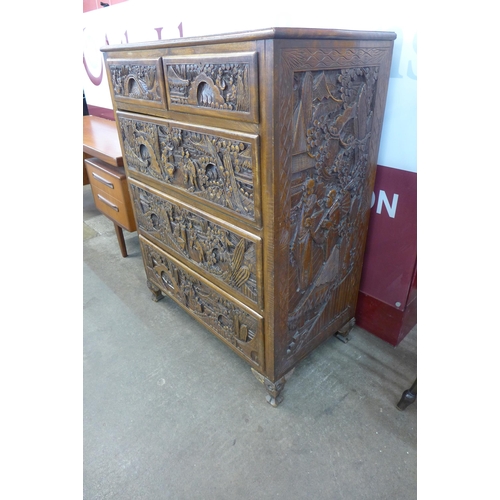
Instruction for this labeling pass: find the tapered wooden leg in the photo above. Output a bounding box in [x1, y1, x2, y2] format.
[396, 378, 417, 411]
[251, 368, 295, 407]
[114, 223, 128, 257]
[147, 279, 164, 302]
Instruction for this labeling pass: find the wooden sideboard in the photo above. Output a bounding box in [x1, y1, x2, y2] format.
[101, 27, 396, 406]
[83, 115, 136, 257]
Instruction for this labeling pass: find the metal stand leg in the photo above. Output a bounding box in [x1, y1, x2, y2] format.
[396, 378, 417, 411]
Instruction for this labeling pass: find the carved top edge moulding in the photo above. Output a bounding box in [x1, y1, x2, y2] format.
[101, 27, 397, 53]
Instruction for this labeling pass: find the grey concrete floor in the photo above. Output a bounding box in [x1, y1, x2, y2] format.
[83, 184, 417, 500]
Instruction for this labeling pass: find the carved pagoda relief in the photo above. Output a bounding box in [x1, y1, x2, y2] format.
[141, 237, 264, 369]
[163, 53, 259, 122]
[118, 114, 260, 222]
[130, 183, 261, 307]
[108, 59, 165, 107]
[285, 65, 380, 357]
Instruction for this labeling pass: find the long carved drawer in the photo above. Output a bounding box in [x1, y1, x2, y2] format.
[106, 58, 167, 109]
[140, 235, 264, 370]
[130, 180, 262, 310]
[163, 52, 259, 123]
[117, 111, 261, 225]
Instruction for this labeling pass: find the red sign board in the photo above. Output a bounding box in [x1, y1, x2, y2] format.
[357, 165, 417, 345]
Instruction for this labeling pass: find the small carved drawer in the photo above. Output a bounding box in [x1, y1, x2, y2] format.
[117, 111, 261, 226]
[85, 157, 137, 232]
[106, 58, 167, 110]
[140, 235, 265, 370]
[129, 180, 263, 310]
[163, 52, 259, 123]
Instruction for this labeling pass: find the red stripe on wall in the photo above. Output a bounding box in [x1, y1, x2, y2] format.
[83, 0, 128, 14]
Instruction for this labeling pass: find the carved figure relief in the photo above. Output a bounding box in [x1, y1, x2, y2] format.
[130, 183, 259, 305]
[165, 61, 250, 112]
[109, 62, 163, 102]
[142, 239, 263, 368]
[286, 66, 380, 355]
[119, 116, 258, 221]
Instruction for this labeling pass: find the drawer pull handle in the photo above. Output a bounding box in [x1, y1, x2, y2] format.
[97, 194, 119, 212]
[92, 172, 114, 189]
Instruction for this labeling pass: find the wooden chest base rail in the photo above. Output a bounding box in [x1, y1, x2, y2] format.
[102, 27, 396, 406]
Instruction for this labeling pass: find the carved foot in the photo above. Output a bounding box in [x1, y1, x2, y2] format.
[147, 280, 164, 302]
[396, 378, 417, 411]
[335, 317, 355, 343]
[251, 368, 295, 407]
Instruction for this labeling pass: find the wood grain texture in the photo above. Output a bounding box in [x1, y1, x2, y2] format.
[102, 28, 395, 405]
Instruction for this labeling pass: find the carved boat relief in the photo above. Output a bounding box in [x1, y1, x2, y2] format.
[141, 237, 264, 369]
[130, 183, 260, 306]
[107, 59, 165, 107]
[118, 114, 260, 223]
[163, 53, 259, 122]
[286, 65, 380, 356]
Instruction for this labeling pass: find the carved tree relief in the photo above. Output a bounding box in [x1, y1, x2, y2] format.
[285, 64, 380, 356]
[119, 116, 258, 221]
[142, 239, 264, 368]
[130, 183, 259, 305]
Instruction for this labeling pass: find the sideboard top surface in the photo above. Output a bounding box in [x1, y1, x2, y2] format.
[101, 27, 397, 53]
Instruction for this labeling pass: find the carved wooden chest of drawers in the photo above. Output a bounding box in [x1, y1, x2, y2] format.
[102, 27, 396, 406]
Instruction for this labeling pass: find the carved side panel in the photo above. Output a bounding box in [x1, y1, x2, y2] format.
[118, 113, 261, 224]
[163, 52, 259, 122]
[107, 58, 166, 108]
[276, 46, 392, 367]
[130, 182, 261, 308]
[141, 236, 264, 369]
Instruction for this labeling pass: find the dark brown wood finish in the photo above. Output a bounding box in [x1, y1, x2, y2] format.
[102, 28, 395, 405]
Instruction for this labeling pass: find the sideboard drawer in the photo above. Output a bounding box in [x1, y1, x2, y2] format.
[85, 158, 128, 200]
[140, 235, 264, 370]
[85, 157, 136, 232]
[92, 187, 130, 227]
[163, 52, 259, 123]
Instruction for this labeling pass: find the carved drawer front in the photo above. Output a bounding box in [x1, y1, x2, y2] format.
[163, 52, 259, 123]
[130, 181, 263, 310]
[106, 58, 167, 109]
[117, 111, 261, 225]
[140, 235, 264, 370]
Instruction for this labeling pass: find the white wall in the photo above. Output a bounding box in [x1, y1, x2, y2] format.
[83, 0, 417, 172]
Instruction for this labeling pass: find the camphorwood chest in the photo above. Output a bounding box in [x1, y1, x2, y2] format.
[101, 27, 396, 406]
